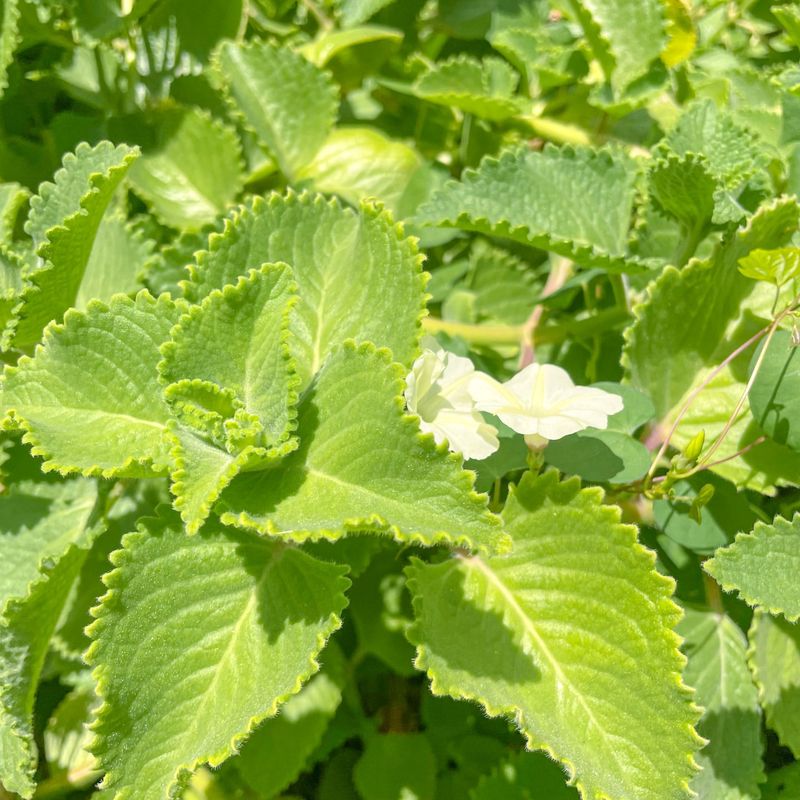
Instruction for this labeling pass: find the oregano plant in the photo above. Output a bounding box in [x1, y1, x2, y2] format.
[1, 2, 800, 799]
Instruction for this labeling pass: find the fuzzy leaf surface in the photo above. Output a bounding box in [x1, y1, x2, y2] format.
[748, 611, 800, 758]
[413, 56, 523, 120]
[14, 142, 138, 347]
[0, 479, 99, 798]
[2, 292, 180, 477]
[706, 514, 800, 621]
[566, 0, 665, 91]
[415, 145, 644, 272]
[187, 193, 425, 387]
[406, 470, 701, 800]
[678, 607, 764, 800]
[220, 342, 506, 554]
[87, 513, 349, 800]
[214, 40, 337, 179]
[160, 264, 299, 532]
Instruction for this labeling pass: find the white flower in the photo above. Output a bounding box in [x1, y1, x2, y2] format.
[470, 362, 623, 447]
[405, 341, 499, 460]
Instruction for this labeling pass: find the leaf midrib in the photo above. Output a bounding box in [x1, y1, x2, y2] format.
[462, 553, 626, 776]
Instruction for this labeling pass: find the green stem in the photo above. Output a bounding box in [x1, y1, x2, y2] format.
[518, 114, 597, 147]
[673, 221, 707, 268]
[422, 306, 629, 347]
[300, 0, 333, 29]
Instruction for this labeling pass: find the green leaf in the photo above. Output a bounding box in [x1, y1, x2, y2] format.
[86, 512, 349, 800]
[678, 607, 764, 800]
[13, 141, 139, 348]
[348, 548, 415, 676]
[544, 428, 650, 484]
[160, 264, 300, 532]
[0, 478, 99, 606]
[75, 212, 152, 308]
[0, 181, 29, 242]
[127, 108, 244, 231]
[236, 656, 344, 797]
[593, 382, 655, 433]
[748, 329, 800, 452]
[0, 479, 100, 798]
[0, 244, 24, 348]
[648, 151, 716, 229]
[462, 241, 540, 326]
[470, 751, 578, 799]
[748, 611, 800, 758]
[0, 0, 20, 98]
[413, 56, 524, 121]
[187, 192, 426, 388]
[663, 365, 800, 494]
[654, 472, 758, 555]
[2, 291, 181, 477]
[336, 0, 397, 27]
[762, 761, 800, 799]
[706, 513, 800, 621]
[354, 733, 437, 800]
[297, 128, 421, 213]
[214, 40, 338, 179]
[299, 25, 402, 67]
[660, 101, 767, 224]
[43, 685, 101, 788]
[416, 145, 647, 273]
[624, 198, 800, 492]
[406, 470, 702, 800]
[738, 248, 800, 286]
[774, 4, 800, 48]
[566, 0, 665, 92]
[220, 342, 507, 553]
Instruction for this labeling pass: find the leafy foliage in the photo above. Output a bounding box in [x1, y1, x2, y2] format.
[3, 0, 800, 797]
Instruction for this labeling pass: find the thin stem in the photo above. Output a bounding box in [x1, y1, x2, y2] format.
[673, 221, 707, 268]
[422, 306, 629, 348]
[703, 572, 725, 616]
[698, 312, 786, 466]
[459, 112, 473, 168]
[644, 320, 773, 483]
[519, 257, 572, 368]
[300, 0, 333, 29]
[518, 114, 597, 147]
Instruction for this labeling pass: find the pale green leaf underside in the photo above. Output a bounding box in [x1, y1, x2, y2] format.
[407, 470, 700, 800]
[415, 145, 647, 272]
[214, 40, 337, 179]
[2, 291, 180, 477]
[187, 192, 426, 388]
[0, 181, 29, 242]
[0, 480, 100, 798]
[86, 513, 349, 800]
[567, 0, 665, 91]
[707, 514, 800, 621]
[679, 607, 764, 800]
[128, 107, 244, 231]
[14, 141, 139, 348]
[413, 56, 524, 120]
[298, 25, 402, 67]
[748, 611, 800, 758]
[297, 127, 421, 214]
[220, 342, 507, 555]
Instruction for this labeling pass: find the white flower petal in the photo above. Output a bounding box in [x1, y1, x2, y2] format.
[475, 362, 625, 440]
[429, 409, 499, 460]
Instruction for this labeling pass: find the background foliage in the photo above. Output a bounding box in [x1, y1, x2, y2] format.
[1, 0, 800, 798]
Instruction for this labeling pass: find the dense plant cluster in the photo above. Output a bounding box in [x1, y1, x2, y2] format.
[2, 1, 800, 798]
